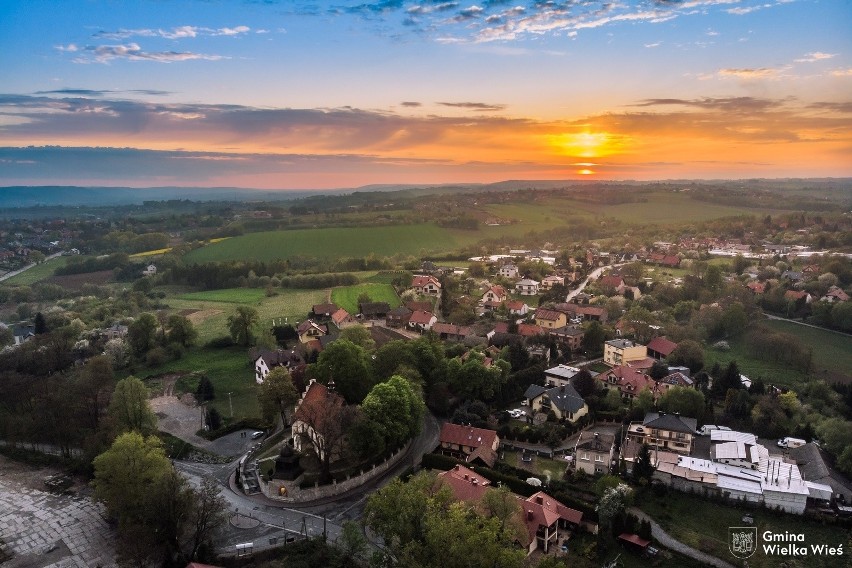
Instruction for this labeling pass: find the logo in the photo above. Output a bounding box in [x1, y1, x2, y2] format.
[729, 527, 758, 559]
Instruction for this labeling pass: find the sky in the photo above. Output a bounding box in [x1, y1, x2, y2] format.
[0, 0, 850, 189]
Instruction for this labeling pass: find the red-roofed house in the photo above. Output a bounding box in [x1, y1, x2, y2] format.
[408, 310, 437, 332]
[481, 285, 508, 304]
[517, 323, 544, 337]
[412, 275, 442, 296]
[437, 423, 500, 467]
[518, 492, 583, 554]
[296, 320, 327, 344]
[505, 300, 529, 316]
[747, 281, 766, 294]
[822, 286, 849, 303]
[535, 308, 567, 329]
[432, 322, 473, 341]
[598, 275, 626, 294]
[437, 464, 492, 502]
[601, 365, 658, 400]
[785, 290, 812, 303]
[331, 308, 354, 328]
[646, 336, 678, 360]
[292, 381, 342, 460]
[541, 275, 564, 290]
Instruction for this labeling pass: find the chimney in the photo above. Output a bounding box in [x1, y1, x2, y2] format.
[536, 496, 543, 504]
[527, 510, 534, 521]
[472, 479, 478, 485]
[464, 474, 469, 480]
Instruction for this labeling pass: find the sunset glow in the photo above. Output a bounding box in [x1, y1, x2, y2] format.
[0, 0, 850, 188]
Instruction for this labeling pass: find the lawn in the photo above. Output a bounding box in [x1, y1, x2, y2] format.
[331, 283, 401, 314]
[135, 346, 260, 420]
[1, 256, 69, 286]
[183, 224, 464, 263]
[501, 448, 568, 482]
[637, 489, 849, 568]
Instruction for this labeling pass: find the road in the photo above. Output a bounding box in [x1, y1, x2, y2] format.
[565, 263, 625, 302]
[764, 314, 852, 338]
[0, 252, 63, 282]
[628, 507, 737, 568]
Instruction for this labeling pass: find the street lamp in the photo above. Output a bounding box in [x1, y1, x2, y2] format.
[228, 391, 234, 418]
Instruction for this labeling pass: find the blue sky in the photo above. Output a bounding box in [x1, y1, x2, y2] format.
[0, 0, 850, 188]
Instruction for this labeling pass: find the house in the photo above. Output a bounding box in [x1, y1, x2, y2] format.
[784, 290, 812, 304]
[547, 326, 584, 351]
[296, 320, 327, 344]
[404, 300, 434, 313]
[789, 443, 852, 503]
[517, 323, 544, 337]
[646, 336, 678, 360]
[292, 381, 342, 460]
[543, 364, 582, 387]
[600, 365, 657, 400]
[802, 264, 821, 277]
[432, 322, 473, 341]
[598, 275, 625, 294]
[253, 348, 304, 384]
[142, 263, 157, 276]
[554, 303, 608, 323]
[505, 300, 529, 316]
[603, 339, 647, 366]
[821, 286, 849, 303]
[573, 431, 616, 475]
[656, 371, 693, 393]
[411, 275, 442, 296]
[541, 275, 564, 290]
[408, 310, 437, 333]
[331, 308, 354, 328]
[11, 323, 35, 346]
[524, 383, 588, 422]
[747, 281, 766, 294]
[311, 303, 339, 318]
[515, 278, 540, 296]
[498, 263, 519, 278]
[101, 323, 128, 340]
[781, 270, 803, 283]
[437, 423, 500, 467]
[627, 412, 698, 455]
[481, 285, 508, 304]
[437, 464, 492, 502]
[534, 308, 567, 329]
[709, 430, 768, 470]
[359, 302, 391, 319]
[385, 306, 413, 328]
[518, 492, 583, 554]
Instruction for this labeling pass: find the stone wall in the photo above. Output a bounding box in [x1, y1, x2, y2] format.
[260, 441, 411, 503]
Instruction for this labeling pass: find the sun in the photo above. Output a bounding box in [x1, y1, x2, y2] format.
[550, 131, 622, 158]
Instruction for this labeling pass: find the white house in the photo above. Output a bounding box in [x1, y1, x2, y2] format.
[498, 264, 519, 278]
[515, 278, 540, 296]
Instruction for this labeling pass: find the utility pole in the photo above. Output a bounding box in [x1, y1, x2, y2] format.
[228, 391, 234, 418]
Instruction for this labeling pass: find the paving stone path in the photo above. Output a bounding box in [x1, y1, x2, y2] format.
[629, 507, 737, 568]
[0, 477, 116, 567]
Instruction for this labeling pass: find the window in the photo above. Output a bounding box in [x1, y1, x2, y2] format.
[581, 453, 589, 461]
[595, 455, 603, 462]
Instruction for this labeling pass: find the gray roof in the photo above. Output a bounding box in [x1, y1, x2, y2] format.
[525, 383, 586, 414]
[642, 412, 697, 435]
[544, 365, 581, 379]
[790, 444, 852, 501]
[605, 339, 638, 349]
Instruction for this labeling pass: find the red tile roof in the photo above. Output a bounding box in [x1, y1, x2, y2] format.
[331, 308, 351, 325]
[438, 465, 491, 502]
[646, 336, 678, 357]
[535, 308, 563, 321]
[412, 275, 440, 288]
[517, 323, 544, 337]
[409, 310, 436, 325]
[439, 423, 498, 450]
[785, 290, 808, 301]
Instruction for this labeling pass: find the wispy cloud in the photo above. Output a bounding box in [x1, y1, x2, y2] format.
[401, 101, 422, 107]
[93, 25, 251, 40]
[34, 88, 172, 97]
[717, 67, 779, 79]
[437, 101, 506, 111]
[64, 43, 227, 64]
[831, 68, 852, 77]
[794, 52, 836, 63]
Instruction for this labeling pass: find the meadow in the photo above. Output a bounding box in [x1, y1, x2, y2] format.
[331, 283, 401, 314]
[183, 224, 463, 263]
[1, 255, 69, 286]
[177, 288, 268, 304]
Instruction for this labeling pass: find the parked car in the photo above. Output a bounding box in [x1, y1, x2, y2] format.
[777, 437, 806, 449]
[251, 431, 264, 440]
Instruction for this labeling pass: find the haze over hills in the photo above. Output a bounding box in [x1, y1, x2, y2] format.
[1, 178, 850, 208]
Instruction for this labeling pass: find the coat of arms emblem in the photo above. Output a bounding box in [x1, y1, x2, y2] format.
[729, 527, 758, 559]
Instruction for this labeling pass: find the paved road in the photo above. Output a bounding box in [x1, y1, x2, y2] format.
[0, 252, 63, 282]
[629, 507, 737, 568]
[566, 263, 625, 302]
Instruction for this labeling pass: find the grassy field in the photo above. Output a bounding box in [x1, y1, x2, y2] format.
[183, 224, 464, 263]
[331, 283, 401, 314]
[638, 490, 849, 568]
[705, 318, 852, 388]
[177, 288, 268, 304]
[1, 256, 69, 286]
[164, 287, 328, 344]
[136, 346, 260, 419]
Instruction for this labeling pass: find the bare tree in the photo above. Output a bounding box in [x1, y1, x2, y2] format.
[294, 385, 359, 482]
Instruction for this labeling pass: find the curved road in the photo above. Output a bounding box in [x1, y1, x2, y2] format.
[628, 507, 737, 568]
[566, 263, 625, 302]
[0, 252, 63, 282]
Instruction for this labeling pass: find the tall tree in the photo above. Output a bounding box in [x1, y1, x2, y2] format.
[338, 325, 376, 351]
[310, 339, 374, 404]
[166, 314, 198, 348]
[258, 366, 299, 425]
[227, 305, 259, 346]
[108, 376, 157, 434]
[361, 375, 425, 449]
[34, 312, 47, 335]
[668, 339, 705, 373]
[632, 443, 655, 483]
[294, 387, 358, 482]
[658, 386, 705, 421]
[128, 312, 159, 357]
[75, 355, 114, 432]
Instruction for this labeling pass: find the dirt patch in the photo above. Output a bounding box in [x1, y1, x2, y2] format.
[0, 454, 82, 494]
[45, 269, 115, 290]
[185, 308, 223, 326]
[150, 395, 210, 449]
[179, 308, 200, 316]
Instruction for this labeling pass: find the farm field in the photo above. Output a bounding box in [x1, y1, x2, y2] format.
[183, 224, 464, 263]
[165, 287, 328, 344]
[331, 283, 401, 314]
[1, 255, 69, 286]
[134, 346, 259, 419]
[177, 288, 267, 304]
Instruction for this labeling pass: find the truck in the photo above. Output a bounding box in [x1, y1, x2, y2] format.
[777, 437, 807, 449]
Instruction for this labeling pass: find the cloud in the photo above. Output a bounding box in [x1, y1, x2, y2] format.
[93, 25, 252, 41]
[717, 67, 778, 79]
[808, 102, 852, 114]
[644, 42, 661, 48]
[34, 88, 172, 97]
[401, 101, 423, 107]
[437, 101, 506, 111]
[633, 96, 786, 113]
[68, 43, 227, 64]
[794, 52, 837, 63]
[831, 68, 852, 77]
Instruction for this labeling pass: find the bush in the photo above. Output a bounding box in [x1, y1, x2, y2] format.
[145, 346, 169, 367]
[206, 335, 235, 348]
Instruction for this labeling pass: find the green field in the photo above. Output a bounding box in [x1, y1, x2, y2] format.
[1, 256, 69, 286]
[705, 318, 852, 388]
[177, 288, 268, 304]
[136, 346, 259, 419]
[165, 287, 328, 344]
[184, 224, 465, 263]
[331, 283, 401, 314]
